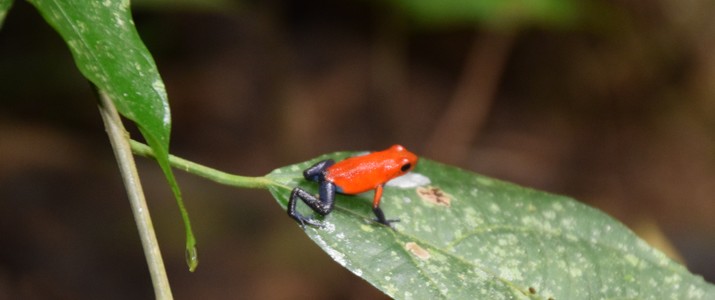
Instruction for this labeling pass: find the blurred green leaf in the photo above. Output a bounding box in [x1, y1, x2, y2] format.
[26, 0, 197, 270]
[0, 0, 13, 29]
[387, 0, 581, 28]
[133, 0, 239, 12]
[267, 152, 715, 299]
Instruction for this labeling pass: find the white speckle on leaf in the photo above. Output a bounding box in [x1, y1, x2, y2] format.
[624, 254, 640, 267]
[601, 284, 611, 294]
[75, 21, 87, 33]
[150, 80, 170, 126]
[498, 266, 523, 281]
[386, 172, 430, 188]
[665, 274, 682, 284]
[323, 222, 336, 233]
[476, 177, 494, 186]
[521, 215, 537, 227]
[542, 210, 556, 219]
[360, 224, 374, 232]
[653, 249, 672, 266]
[687, 284, 705, 299]
[384, 283, 398, 296]
[561, 217, 575, 228]
[552, 202, 564, 211]
[420, 224, 434, 233]
[313, 234, 346, 266]
[67, 40, 79, 50]
[114, 13, 125, 27]
[463, 207, 483, 228]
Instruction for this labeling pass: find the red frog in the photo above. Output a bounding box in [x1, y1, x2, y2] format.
[288, 145, 418, 228]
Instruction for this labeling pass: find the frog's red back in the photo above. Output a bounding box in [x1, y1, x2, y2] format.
[325, 145, 417, 195]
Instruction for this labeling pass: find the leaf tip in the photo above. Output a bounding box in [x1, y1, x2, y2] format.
[186, 245, 199, 272]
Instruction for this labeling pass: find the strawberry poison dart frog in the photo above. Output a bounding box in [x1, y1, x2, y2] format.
[288, 145, 418, 228]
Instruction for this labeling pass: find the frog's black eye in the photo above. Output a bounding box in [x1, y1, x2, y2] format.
[401, 163, 412, 172]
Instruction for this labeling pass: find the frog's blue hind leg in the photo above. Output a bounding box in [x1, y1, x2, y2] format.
[288, 182, 336, 228]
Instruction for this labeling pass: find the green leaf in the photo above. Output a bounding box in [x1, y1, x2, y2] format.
[133, 0, 238, 12]
[0, 0, 13, 29]
[387, 0, 581, 28]
[27, 0, 197, 270]
[267, 152, 715, 299]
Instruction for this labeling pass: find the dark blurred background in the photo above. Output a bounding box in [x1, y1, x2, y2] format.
[1, 0, 714, 298]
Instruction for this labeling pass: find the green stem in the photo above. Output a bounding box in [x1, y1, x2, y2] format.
[130, 140, 281, 190]
[98, 91, 173, 300]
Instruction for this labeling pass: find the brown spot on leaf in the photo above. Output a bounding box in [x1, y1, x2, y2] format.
[528, 287, 536, 294]
[416, 186, 452, 207]
[405, 242, 430, 260]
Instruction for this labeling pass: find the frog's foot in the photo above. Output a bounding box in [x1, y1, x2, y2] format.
[373, 218, 400, 229]
[372, 207, 400, 229]
[289, 213, 324, 229]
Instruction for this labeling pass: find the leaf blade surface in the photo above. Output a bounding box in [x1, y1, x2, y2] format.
[268, 152, 715, 299]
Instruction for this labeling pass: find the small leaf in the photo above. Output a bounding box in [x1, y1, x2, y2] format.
[27, 0, 197, 270]
[267, 152, 715, 299]
[0, 0, 13, 29]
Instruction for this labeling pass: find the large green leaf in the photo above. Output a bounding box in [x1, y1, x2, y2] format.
[26, 0, 197, 270]
[267, 152, 715, 299]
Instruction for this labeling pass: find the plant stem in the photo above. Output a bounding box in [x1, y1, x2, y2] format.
[425, 30, 515, 164]
[98, 91, 173, 300]
[130, 140, 280, 190]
